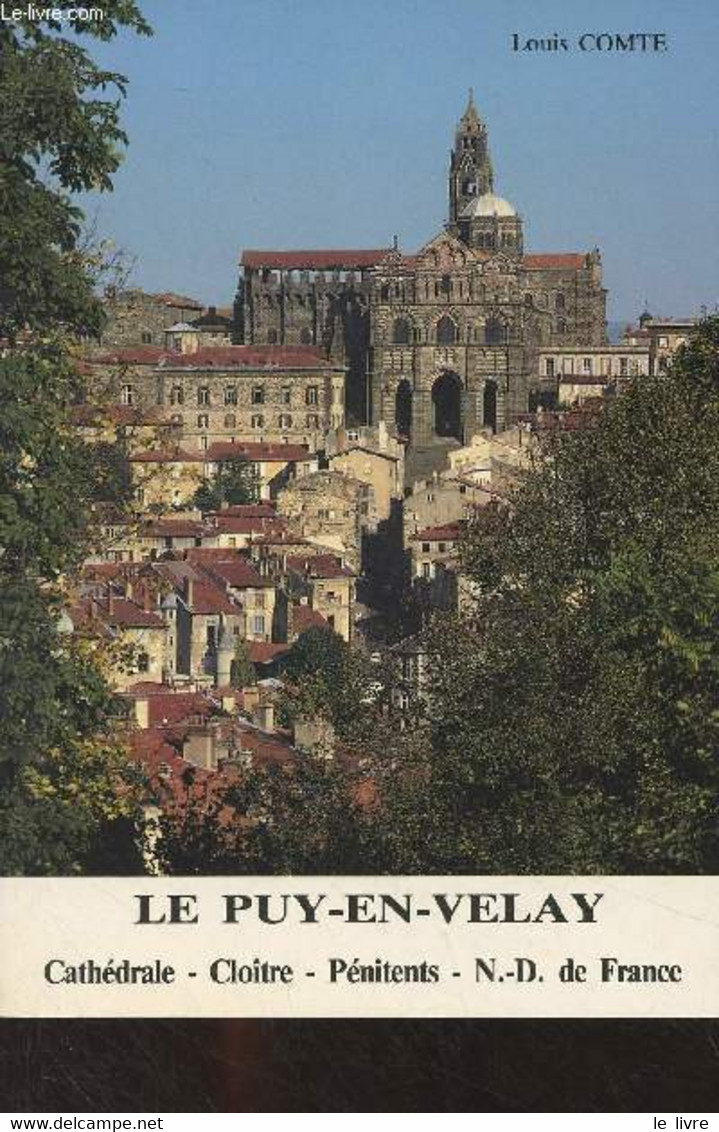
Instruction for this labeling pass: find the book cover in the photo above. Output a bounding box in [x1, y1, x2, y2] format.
[1, 0, 718, 1114]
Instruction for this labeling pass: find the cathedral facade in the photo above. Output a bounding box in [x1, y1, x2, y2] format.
[236, 93, 607, 444]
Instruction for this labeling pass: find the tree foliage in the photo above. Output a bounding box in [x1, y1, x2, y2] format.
[192, 457, 259, 513]
[0, 5, 151, 872]
[282, 625, 373, 741]
[418, 319, 719, 874]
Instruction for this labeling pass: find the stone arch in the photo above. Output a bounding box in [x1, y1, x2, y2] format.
[436, 314, 458, 345]
[432, 371, 462, 439]
[395, 379, 413, 438]
[484, 316, 506, 346]
[392, 316, 412, 345]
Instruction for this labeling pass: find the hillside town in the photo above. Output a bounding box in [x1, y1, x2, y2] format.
[63, 95, 703, 835]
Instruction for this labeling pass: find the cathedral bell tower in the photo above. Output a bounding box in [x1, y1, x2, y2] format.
[449, 89, 493, 226]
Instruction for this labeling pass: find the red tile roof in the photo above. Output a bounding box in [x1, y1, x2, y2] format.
[292, 605, 330, 634]
[125, 686, 219, 727]
[71, 595, 165, 630]
[200, 558, 269, 590]
[524, 253, 587, 270]
[241, 249, 392, 270]
[205, 441, 311, 463]
[158, 346, 336, 370]
[412, 522, 465, 542]
[144, 519, 206, 539]
[207, 513, 288, 536]
[215, 503, 278, 518]
[285, 554, 355, 579]
[246, 641, 292, 665]
[105, 597, 165, 629]
[187, 578, 238, 616]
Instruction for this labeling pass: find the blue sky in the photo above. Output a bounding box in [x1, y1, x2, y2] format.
[86, 0, 719, 322]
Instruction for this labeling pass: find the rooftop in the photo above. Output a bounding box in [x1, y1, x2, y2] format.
[241, 249, 392, 270]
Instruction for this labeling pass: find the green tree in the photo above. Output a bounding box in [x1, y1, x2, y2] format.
[157, 755, 374, 876]
[282, 625, 372, 741]
[192, 456, 259, 512]
[0, 4, 152, 870]
[417, 318, 719, 874]
[231, 636, 256, 689]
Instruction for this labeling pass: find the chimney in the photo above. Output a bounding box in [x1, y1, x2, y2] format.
[242, 685, 260, 713]
[183, 722, 220, 770]
[253, 701, 275, 733]
[185, 576, 194, 609]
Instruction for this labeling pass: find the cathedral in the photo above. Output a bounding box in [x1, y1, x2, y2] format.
[236, 93, 607, 446]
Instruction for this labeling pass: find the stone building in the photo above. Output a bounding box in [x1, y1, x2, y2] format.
[622, 313, 700, 375]
[100, 289, 204, 347]
[276, 469, 376, 570]
[87, 344, 345, 453]
[236, 92, 607, 453]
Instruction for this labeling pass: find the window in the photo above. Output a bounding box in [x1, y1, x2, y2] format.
[438, 542, 446, 553]
[659, 336, 669, 348]
[305, 386, 318, 406]
[436, 315, 457, 345]
[620, 357, 629, 376]
[583, 358, 593, 375]
[200, 436, 208, 451]
[224, 413, 236, 429]
[300, 327, 312, 344]
[255, 592, 266, 610]
[545, 358, 555, 378]
[170, 385, 184, 406]
[422, 542, 430, 553]
[141, 332, 152, 344]
[422, 562, 432, 579]
[224, 386, 237, 405]
[306, 413, 319, 429]
[267, 328, 278, 344]
[252, 615, 265, 635]
[136, 651, 150, 672]
[555, 292, 566, 311]
[197, 413, 209, 428]
[556, 318, 567, 334]
[206, 625, 216, 649]
[392, 317, 411, 345]
[485, 318, 506, 346]
[251, 414, 264, 429]
[198, 386, 210, 406]
[252, 385, 265, 405]
[120, 384, 135, 406]
[279, 414, 292, 429]
[281, 386, 292, 405]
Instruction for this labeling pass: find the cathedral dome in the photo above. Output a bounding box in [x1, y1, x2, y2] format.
[460, 192, 517, 219]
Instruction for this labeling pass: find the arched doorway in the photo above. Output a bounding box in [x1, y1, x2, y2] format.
[432, 371, 462, 439]
[483, 378, 498, 432]
[395, 379, 412, 439]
